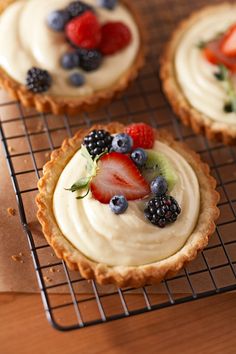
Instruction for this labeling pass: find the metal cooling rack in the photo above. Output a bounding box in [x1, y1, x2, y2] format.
[1, 0, 236, 331]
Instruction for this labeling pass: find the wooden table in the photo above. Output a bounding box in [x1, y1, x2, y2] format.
[1, 292, 236, 354]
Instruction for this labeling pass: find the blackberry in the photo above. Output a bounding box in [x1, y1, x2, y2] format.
[78, 48, 103, 72]
[83, 129, 113, 159]
[26, 67, 52, 93]
[144, 195, 181, 228]
[67, 1, 93, 18]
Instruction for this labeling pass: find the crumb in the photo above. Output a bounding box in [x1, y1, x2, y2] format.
[50, 253, 55, 257]
[7, 208, 16, 216]
[23, 159, 27, 164]
[8, 146, 15, 153]
[11, 255, 21, 262]
[36, 122, 44, 132]
[49, 267, 56, 273]
[19, 252, 24, 257]
[45, 152, 50, 159]
[56, 269, 61, 273]
[44, 276, 52, 283]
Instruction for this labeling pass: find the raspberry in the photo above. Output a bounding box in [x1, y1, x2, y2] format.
[99, 21, 132, 55]
[124, 123, 155, 149]
[65, 11, 101, 49]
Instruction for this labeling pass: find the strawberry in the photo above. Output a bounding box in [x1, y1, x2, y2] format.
[99, 22, 132, 55]
[124, 123, 155, 149]
[203, 39, 236, 72]
[90, 152, 150, 203]
[221, 24, 236, 57]
[65, 11, 101, 49]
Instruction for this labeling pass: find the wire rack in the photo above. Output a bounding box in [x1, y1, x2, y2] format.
[1, 0, 236, 331]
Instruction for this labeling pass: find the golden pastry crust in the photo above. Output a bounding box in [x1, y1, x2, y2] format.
[160, 3, 236, 145]
[36, 122, 220, 287]
[0, 0, 146, 115]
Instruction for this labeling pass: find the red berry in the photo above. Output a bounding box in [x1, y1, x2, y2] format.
[65, 11, 101, 49]
[221, 24, 236, 57]
[124, 123, 155, 149]
[90, 152, 150, 204]
[99, 21, 132, 55]
[203, 39, 236, 72]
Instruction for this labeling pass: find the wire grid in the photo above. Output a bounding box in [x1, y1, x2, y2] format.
[1, 0, 236, 331]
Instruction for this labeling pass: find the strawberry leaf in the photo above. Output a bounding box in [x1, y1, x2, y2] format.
[66, 145, 107, 199]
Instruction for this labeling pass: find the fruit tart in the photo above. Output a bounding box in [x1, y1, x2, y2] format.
[0, 0, 145, 115]
[36, 122, 219, 287]
[160, 3, 236, 145]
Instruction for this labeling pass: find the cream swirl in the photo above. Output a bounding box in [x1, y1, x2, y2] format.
[175, 5, 236, 126]
[53, 141, 200, 266]
[0, 0, 140, 96]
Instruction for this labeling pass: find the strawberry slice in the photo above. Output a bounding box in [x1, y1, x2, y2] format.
[203, 39, 236, 72]
[221, 24, 236, 57]
[90, 152, 150, 204]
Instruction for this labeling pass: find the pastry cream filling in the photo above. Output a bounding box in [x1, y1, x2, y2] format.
[175, 5, 236, 125]
[53, 141, 200, 267]
[0, 0, 140, 96]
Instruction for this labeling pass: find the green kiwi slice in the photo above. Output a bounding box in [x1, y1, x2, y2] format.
[141, 150, 178, 191]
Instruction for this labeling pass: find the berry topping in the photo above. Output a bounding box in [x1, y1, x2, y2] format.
[83, 129, 113, 159]
[144, 195, 181, 228]
[47, 10, 70, 32]
[90, 152, 150, 203]
[131, 148, 147, 167]
[203, 39, 236, 72]
[67, 1, 93, 18]
[109, 195, 128, 214]
[61, 52, 80, 69]
[111, 133, 133, 154]
[150, 176, 168, 196]
[221, 24, 236, 57]
[26, 67, 52, 93]
[66, 11, 101, 49]
[97, 0, 117, 10]
[124, 123, 155, 149]
[69, 72, 85, 86]
[78, 48, 103, 71]
[99, 22, 132, 55]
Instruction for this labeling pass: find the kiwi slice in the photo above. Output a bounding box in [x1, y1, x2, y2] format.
[141, 150, 178, 192]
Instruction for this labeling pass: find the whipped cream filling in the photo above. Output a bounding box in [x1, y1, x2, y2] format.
[0, 0, 140, 96]
[53, 141, 200, 267]
[175, 5, 236, 125]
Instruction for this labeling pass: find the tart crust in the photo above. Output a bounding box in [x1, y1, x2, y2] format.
[36, 122, 220, 287]
[160, 3, 236, 145]
[0, 0, 146, 115]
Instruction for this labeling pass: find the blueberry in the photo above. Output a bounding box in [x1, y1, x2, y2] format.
[69, 73, 85, 86]
[97, 0, 117, 10]
[111, 133, 133, 154]
[78, 49, 103, 72]
[109, 195, 128, 214]
[67, 1, 93, 18]
[61, 52, 80, 70]
[131, 148, 147, 167]
[47, 10, 70, 32]
[150, 176, 168, 196]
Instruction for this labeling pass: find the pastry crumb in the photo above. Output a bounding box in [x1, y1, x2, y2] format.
[56, 269, 61, 273]
[44, 276, 52, 283]
[8, 146, 15, 153]
[50, 253, 55, 257]
[11, 254, 24, 263]
[45, 152, 50, 158]
[49, 267, 56, 273]
[23, 159, 28, 164]
[7, 207, 16, 216]
[36, 122, 44, 132]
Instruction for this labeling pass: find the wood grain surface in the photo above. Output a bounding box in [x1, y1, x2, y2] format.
[1, 292, 236, 354]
